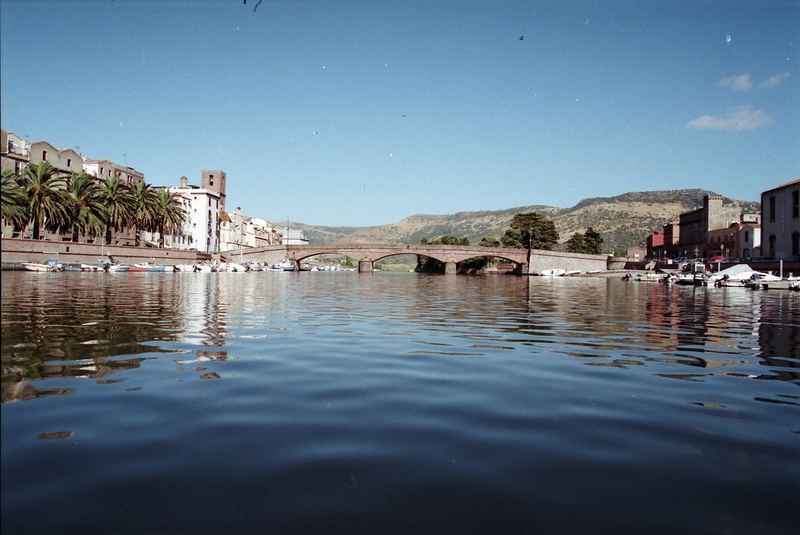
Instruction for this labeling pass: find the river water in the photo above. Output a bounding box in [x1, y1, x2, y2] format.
[1, 272, 798, 533]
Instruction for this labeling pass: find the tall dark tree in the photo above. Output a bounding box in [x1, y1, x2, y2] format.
[500, 212, 558, 250]
[130, 181, 158, 246]
[566, 232, 586, 253]
[1, 169, 28, 229]
[20, 161, 68, 240]
[99, 177, 134, 245]
[478, 237, 500, 247]
[583, 227, 603, 254]
[153, 188, 185, 248]
[62, 172, 106, 242]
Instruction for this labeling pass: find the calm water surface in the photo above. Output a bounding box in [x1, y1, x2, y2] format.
[2, 272, 798, 533]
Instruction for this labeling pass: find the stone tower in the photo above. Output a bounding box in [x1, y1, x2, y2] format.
[201, 170, 226, 211]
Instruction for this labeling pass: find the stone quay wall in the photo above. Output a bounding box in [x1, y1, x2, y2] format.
[529, 250, 609, 273]
[1, 238, 202, 267]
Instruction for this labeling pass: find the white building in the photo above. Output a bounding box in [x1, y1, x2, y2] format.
[737, 223, 761, 260]
[164, 176, 221, 253]
[219, 209, 282, 251]
[281, 229, 308, 245]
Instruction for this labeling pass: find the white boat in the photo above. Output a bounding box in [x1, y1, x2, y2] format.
[635, 273, 666, 283]
[540, 268, 566, 277]
[22, 262, 59, 272]
[272, 260, 296, 271]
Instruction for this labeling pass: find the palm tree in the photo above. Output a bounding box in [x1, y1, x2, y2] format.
[153, 188, 185, 248]
[98, 177, 134, 245]
[63, 172, 106, 242]
[130, 181, 158, 247]
[1, 169, 28, 230]
[20, 161, 68, 240]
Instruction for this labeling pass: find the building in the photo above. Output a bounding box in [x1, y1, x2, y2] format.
[662, 219, 680, 258]
[677, 195, 743, 258]
[761, 178, 800, 260]
[166, 175, 221, 253]
[737, 223, 761, 260]
[201, 170, 227, 212]
[281, 229, 308, 246]
[219, 209, 282, 251]
[646, 230, 665, 260]
[1, 129, 29, 175]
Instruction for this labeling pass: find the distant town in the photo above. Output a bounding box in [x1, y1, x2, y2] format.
[1, 127, 798, 264]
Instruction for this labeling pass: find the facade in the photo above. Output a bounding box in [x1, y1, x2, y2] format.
[201, 170, 227, 212]
[168, 175, 221, 253]
[219, 209, 282, 252]
[1, 129, 29, 175]
[646, 231, 664, 260]
[761, 178, 800, 260]
[677, 195, 743, 258]
[281, 229, 308, 246]
[707, 225, 739, 259]
[662, 219, 680, 258]
[737, 223, 761, 260]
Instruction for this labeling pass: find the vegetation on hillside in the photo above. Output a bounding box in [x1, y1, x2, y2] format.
[285, 189, 759, 255]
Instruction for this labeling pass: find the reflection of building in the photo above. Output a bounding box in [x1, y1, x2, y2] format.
[760, 178, 800, 260]
[759, 293, 800, 365]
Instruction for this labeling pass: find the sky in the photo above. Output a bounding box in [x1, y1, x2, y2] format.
[1, 0, 798, 227]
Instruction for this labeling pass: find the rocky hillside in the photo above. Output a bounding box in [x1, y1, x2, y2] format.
[282, 189, 760, 254]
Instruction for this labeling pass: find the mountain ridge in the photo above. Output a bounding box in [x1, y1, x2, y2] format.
[276, 189, 760, 254]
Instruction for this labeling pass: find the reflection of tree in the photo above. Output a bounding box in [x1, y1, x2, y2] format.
[1, 274, 187, 403]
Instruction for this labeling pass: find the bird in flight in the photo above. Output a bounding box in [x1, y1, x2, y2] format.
[519, 35, 524, 40]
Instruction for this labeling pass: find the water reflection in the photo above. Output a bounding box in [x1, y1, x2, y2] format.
[2, 273, 799, 403]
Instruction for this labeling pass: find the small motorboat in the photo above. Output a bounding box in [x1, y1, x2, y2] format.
[540, 268, 566, 277]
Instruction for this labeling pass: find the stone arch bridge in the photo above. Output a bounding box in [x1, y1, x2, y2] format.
[232, 243, 609, 274]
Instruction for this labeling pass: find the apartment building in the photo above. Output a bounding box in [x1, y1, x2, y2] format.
[761, 178, 800, 259]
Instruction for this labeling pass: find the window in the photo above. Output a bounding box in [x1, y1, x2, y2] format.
[744, 230, 749, 242]
[210, 180, 214, 186]
[793, 232, 799, 257]
[67, 158, 72, 167]
[42, 150, 48, 160]
[769, 196, 776, 222]
[793, 190, 799, 218]
[769, 234, 776, 258]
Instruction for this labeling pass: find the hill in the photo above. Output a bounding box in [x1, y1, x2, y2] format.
[279, 190, 760, 255]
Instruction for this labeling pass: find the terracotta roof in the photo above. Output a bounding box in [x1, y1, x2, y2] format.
[219, 211, 232, 223]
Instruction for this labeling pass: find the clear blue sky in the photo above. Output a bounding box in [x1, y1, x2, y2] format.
[2, 0, 798, 226]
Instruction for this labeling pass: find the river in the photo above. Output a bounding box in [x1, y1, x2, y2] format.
[1, 272, 798, 533]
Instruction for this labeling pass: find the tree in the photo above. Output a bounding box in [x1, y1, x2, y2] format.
[566, 232, 586, 253]
[130, 181, 158, 246]
[62, 172, 106, 242]
[1, 169, 28, 229]
[415, 235, 470, 272]
[583, 227, 603, 254]
[500, 212, 558, 250]
[20, 161, 68, 240]
[99, 177, 134, 245]
[479, 237, 500, 247]
[153, 188, 185, 248]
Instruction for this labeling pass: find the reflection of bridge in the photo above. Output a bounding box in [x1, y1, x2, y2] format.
[234, 243, 610, 274]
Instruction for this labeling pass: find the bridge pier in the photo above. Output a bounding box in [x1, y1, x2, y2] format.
[444, 261, 457, 275]
[358, 260, 373, 273]
[515, 262, 529, 275]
